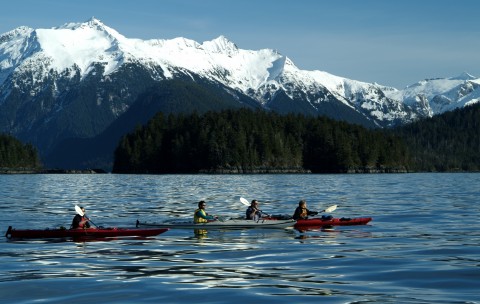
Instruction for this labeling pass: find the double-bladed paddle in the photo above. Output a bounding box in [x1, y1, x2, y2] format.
[239, 197, 250, 206]
[240, 197, 337, 215]
[74, 205, 97, 227]
[239, 197, 270, 217]
[321, 204, 338, 213]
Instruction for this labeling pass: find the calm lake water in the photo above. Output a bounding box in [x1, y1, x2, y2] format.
[0, 173, 479, 303]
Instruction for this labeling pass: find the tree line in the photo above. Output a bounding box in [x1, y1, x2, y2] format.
[395, 103, 480, 171]
[112, 109, 410, 173]
[0, 133, 41, 170]
[4, 103, 477, 173]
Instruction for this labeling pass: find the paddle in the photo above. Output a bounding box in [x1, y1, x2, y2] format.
[321, 204, 338, 213]
[74, 205, 97, 228]
[215, 215, 229, 222]
[239, 197, 249, 206]
[241, 197, 336, 215]
[239, 197, 270, 217]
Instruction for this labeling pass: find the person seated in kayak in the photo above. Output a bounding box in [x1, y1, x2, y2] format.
[246, 199, 264, 221]
[292, 200, 319, 220]
[71, 206, 91, 229]
[194, 201, 217, 223]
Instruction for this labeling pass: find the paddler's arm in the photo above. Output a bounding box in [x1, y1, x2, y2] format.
[195, 210, 217, 220]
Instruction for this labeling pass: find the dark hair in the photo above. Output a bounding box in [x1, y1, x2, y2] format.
[198, 200, 206, 208]
[298, 200, 306, 206]
[251, 200, 258, 205]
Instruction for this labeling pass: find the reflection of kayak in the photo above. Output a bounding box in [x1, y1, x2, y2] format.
[136, 218, 296, 229]
[294, 217, 372, 229]
[5, 225, 169, 239]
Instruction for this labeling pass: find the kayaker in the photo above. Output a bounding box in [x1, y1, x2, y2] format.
[246, 199, 263, 221]
[292, 200, 319, 220]
[71, 206, 91, 229]
[194, 201, 217, 223]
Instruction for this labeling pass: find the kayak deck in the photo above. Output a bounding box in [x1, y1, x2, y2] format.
[267, 215, 372, 229]
[136, 218, 296, 229]
[5, 226, 169, 239]
[294, 217, 372, 228]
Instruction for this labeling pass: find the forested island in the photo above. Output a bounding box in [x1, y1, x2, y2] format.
[113, 104, 480, 174]
[0, 134, 41, 173]
[395, 103, 480, 172]
[0, 134, 104, 174]
[112, 109, 410, 173]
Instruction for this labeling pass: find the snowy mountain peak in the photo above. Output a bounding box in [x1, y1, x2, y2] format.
[0, 26, 37, 83]
[1, 17, 479, 136]
[58, 17, 104, 31]
[450, 71, 476, 81]
[201, 35, 238, 55]
[0, 26, 33, 43]
[86, 16, 104, 26]
[56, 17, 125, 42]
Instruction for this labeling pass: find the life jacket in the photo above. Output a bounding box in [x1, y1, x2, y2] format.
[71, 214, 90, 229]
[299, 208, 308, 219]
[194, 208, 208, 223]
[246, 206, 255, 219]
[78, 216, 89, 228]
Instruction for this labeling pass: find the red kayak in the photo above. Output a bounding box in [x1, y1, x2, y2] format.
[5, 226, 169, 239]
[294, 217, 372, 229]
[268, 214, 372, 229]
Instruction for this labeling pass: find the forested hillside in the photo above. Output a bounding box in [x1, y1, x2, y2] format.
[112, 109, 410, 173]
[395, 103, 480, 171]
[0, 134, 41, 171]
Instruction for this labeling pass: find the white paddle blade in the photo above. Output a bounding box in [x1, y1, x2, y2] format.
[74, 205, 84, 216]
[240, 197, 250, 206]
[324, 205, 337, 213]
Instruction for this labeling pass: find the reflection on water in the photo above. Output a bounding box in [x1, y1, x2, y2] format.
[1, 174, 479, 303]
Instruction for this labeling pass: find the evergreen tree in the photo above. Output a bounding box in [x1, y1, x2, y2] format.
[395, 103, 480, 171]
[112, 109, 411, 173]
[0, 134, 41, 170]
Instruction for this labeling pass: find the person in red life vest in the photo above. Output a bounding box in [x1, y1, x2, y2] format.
[71, 206, 91, 229]
[292, 200, 319, 220]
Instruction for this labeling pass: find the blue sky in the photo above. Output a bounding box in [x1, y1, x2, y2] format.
[1, 0, 479, 88]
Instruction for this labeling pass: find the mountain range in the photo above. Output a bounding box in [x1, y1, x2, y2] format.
[1, 17, 479, 170]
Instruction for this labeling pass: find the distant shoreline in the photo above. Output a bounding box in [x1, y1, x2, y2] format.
[0, 168, 107, 174]
[3, 167, 476, 174]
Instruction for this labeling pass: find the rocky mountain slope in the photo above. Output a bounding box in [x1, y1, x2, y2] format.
[1, 18, 478, 169]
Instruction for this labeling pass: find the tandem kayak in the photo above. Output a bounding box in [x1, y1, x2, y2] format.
[294, 217, 372, 230]
[5, 225, 169, 239]
[267, 215, 372, 229]
[136, 218, 296, 229]
[294, 217, 372, 229]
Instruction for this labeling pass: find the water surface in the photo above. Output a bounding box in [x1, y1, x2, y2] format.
[1, 173, 479, 303]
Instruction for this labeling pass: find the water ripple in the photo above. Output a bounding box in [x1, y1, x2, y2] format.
[1, 174, 479, 303]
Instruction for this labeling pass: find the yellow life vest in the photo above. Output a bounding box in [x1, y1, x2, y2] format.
[194, 208, 208, 223]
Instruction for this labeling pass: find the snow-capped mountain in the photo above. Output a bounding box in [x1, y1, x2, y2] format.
[385, 72, 480, 115]
[1, 18, 479, 169]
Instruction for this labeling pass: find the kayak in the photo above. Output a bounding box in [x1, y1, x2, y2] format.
[136, 218, 296, 229]
[268, 215, 372, 229]
[5, 225, 169, 239]
[294, 217, 372, 229]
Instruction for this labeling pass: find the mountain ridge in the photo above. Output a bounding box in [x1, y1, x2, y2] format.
[1, 17, 479, 170]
